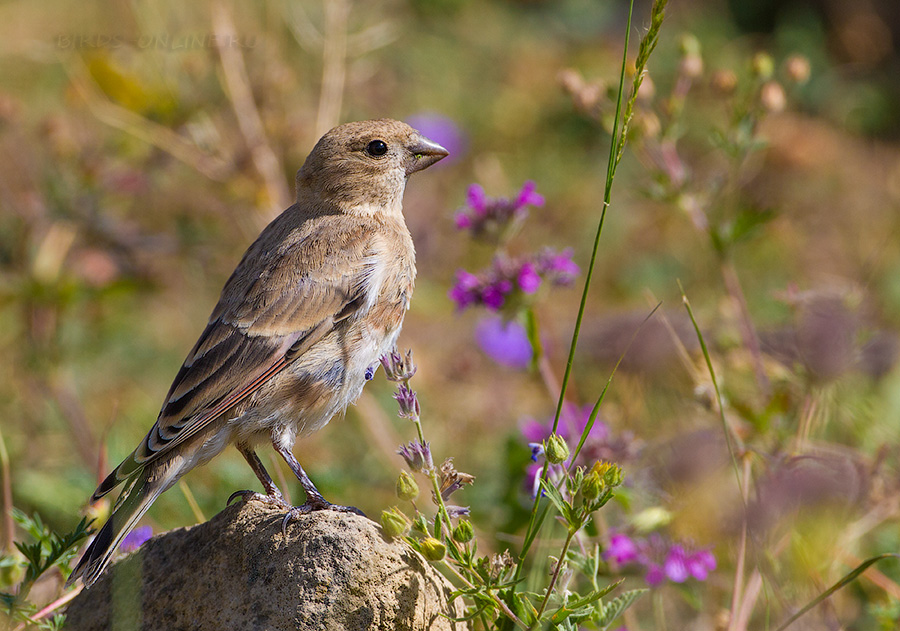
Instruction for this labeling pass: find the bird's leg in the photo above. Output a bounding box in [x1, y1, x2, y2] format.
[273, 443, 364, 535]
[227, 444, 292, 509]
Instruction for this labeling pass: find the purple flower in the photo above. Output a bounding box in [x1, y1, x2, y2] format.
[520, 404, 607, 445]
[605, 532, 717, 587]
[515, 180, 545, 208]
[454, 181, 544, 238]
[448, 270, 480, 310]
[481, 280, 513, 311]
[605, 533, 639, 564]
[449, 251, 578, 314]
[119, 525, 152, 553]
[398, 440, 433, 472]
[663, 545, 690, 583]
[393, 383, 420, 420]
[406, 113, 466, 164]
[538, 248, 580, 286]
[380, 349, 417, 382]
[475, 316, 533, 368]
[466, 184, 488, 214]
[525, 462, 566, 499]
[517, 262, 542, 294]
[521, 418, 550, 444]
[644, 563, 665, 586]
[446, 505, 471, 518]
[686, 549, 717, 580]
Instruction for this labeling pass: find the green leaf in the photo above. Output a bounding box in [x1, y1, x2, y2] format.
[567, 580, 623, 610]
[598, 589, 647, 628]
[510, 591, 539, 626]
[540, 480, 571, 521]
[550, 602, 595, 625]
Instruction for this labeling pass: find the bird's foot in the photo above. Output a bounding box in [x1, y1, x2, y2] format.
[227, 489, 292, 511]
[280, 499, 365, 536]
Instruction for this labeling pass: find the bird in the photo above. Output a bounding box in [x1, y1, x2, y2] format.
[68, 119, 448, 587]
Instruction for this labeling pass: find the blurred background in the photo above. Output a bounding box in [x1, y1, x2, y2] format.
[1, 0, 899, 628]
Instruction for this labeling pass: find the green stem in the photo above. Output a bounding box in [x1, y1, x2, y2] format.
[515, 0, 637, 582]
[0, 426, 13, 553]
[405, 377, 526, 629]
[531, 529, 577, 626]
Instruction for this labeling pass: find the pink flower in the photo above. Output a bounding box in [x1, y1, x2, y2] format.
[663, 545, 690, 583]
[515, 180, 545, 209]
[603, 532, 717, 588]
[538, 248, 580, 285]
[448, 270, 480, 309]
[455, 213, 472, 229]
[481, 282, 510, 310]
[517, 262, 542, 294]
[687, 549, 717, 580]
[455, 181, 544, 237]
[520, 404, 606, 444]
[466, 183, 488, 214]
[605, 533, 640, 564]
[645, 563, 665, 586]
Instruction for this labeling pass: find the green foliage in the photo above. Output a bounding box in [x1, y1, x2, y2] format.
[0, 510, 92, 628]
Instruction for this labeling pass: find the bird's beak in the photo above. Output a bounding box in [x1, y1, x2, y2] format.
[406, 135, 449, 175]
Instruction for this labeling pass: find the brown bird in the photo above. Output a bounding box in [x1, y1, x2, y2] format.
[69, 119, 448, 587]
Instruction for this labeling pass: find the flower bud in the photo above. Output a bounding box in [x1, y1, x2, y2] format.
[411, 514, 429, 535]
[396, 470, 419, 502]
[420, 537, 446, 561]
[581, 471, 603, 500]
[679, 33, 701, 57]
[760, 81, 786, 112]
[711, 69, 738, 95]
[784, 54, 811, 84]
[679, 54, 703, 80]
[380, 349, 417, 382]
[544, 433, 570, 464]
[751, 52, 774, 79]
[380, 507, 411, 538]
[452, 519, 475, 543]
[591, 460, 625, 488]
[397, 440, 433, 473]
[393, 384, 420, 420]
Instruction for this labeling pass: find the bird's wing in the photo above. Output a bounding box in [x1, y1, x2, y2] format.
[94, 217, 377, 497]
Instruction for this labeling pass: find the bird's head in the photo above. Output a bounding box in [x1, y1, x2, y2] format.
[296, 119, 448, 216]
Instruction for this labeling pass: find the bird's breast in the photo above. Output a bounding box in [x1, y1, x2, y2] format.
[248, 230, 415, 440]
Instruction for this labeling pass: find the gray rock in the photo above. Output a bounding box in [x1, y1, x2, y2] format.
[65, 501, 466, 630]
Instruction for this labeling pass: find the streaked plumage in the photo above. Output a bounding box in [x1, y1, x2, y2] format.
[69, 119, 447, 587]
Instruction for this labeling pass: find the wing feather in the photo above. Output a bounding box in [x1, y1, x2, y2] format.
[93, 213, 379, 498]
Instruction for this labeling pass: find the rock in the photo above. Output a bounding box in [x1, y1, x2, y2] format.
[64, 501, 466, 631]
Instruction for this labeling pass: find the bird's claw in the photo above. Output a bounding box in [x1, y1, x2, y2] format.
[280, 500, 366, 536]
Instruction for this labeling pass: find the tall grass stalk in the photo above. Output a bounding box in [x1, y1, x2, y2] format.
[515, 0, 668, 579]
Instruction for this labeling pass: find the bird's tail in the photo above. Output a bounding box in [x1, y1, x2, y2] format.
[68, 460, 180, 588]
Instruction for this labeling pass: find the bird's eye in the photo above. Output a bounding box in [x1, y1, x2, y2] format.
[366, 139, 388, 157]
